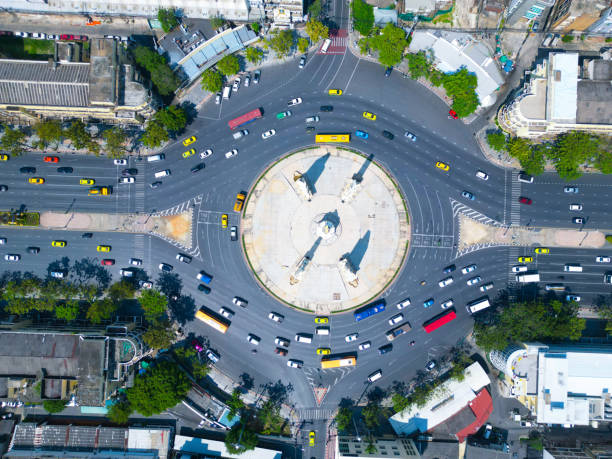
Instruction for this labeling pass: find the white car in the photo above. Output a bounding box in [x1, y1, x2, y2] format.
[244, 74, 251, 87]
[287, 359, 302, 368]
[232, 78, 241, 92]
[200, 149, 213, 159]
[566, 294, 581, 302]
[4, 254, 20, 261]
[404, 132, 417, 141]
[119, 269, 134, 277]
[119, 177, 135, 183]
[220, 307, 234, 319]
[441, 299, 453, 309]
[247, 334, 260, 345]
[232, 296, 248, 307]
[480, 282, 494, 292]
[476, 170, 489, 180]
[225, 149, 238, 159]
[388, 313, 403, 326]
[438, 277, 454, 288]
[345, 333, 358, 342]
[113, 159, 127, 165]
[129, 258, 142, 266]
[0, 237, 6, 244]
[596, 256, 611, 263]
[51, 271, 65, 279]
[305, 115, 320, 123]
[275, 337, 290, 347]
[467, 276, 482, 286]
[14, 32, 29, 38]
[206, 349, 220, 363]
[564, 186, 578, 193]
[32, 32, 47, 39]
[358, 341, 371, 351]
[287, 98, 302, 106]
[461, 264, 477, 275]
[396, 298, 411, 309]
[569, 204, 582, 211]
[262, 129, 276, 139]
[176, 253, 192, 263]
[512, 265, 528, 273]
[139, 280, 153, 289]
[215, 94, 221, 104]
[268, 312, 284, 322]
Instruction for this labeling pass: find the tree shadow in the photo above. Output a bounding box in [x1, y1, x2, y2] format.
[345, 230, 370, 270]
[266, 380, 294, 405]
[169, 294, 196, 325]
[156, 273, 183, 297]
[366, 386, 385, 404]
[303, 153, 330, 194]
[339, 397, 354, 408]
[72, 257, 112, 290]
[47, 257, 71, 277]
[239, 373, 254, 391]
[180, 101, 198, 125]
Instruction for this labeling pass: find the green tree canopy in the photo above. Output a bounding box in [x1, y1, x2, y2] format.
[102, 127, 127, 158]
[140, 289, 168, 320]
[227, 388, 245, 421]
[142, 319, 174, 349]
[245, 47, 264, 65]
[157, 8, 179, 33]
[362, 403, 381, 429]
[308, 0, 322, 19]
[225, 422, 258, 454]
[65, 120, 91, 150]
[487, 131, 507, 151]
[1, 124, 27, 156]
[200, 68, 224, 93]
[86, 298, 117, 324]
[305, 19, 328, 44]
[107, 401, 132, 424]
[506, 137, 546, 176]
[442, 67, 479, 118]
[217, 55, 240, 76]
[155, 105, 188, 133]
[43, 399, 67, 413]
[132, 46, 180, 96]
[297, 37, 309, 54]
[268, 29, 294, 58]
[370, 23, 408, 67]
[548, 131, 601, 180]
[55, 300, 80, 321]
[405, 51, 431, 79]
[34, 120, 62, 150]
[142, 119, 169, 148]
[126, 361, 190, 416]
[108, 280, 135, 301]
[351, 0, 374, 36]
[251, 22, 261, 34]
[391, 393, 409, 413]
[210, 16, 226, 29]
[336, 406, 353, 431]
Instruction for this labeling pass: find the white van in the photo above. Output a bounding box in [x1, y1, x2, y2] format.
[315, 326, 330, 335]
[232, 129, 249, 140]
[295, 334, 312, 343]
[222, 86, 231, 100]
[564, 264, 583, 272]
[147, 153, 165, 162]
[154, 170, 171, 178]
[321, 38, 332, 53]
[367, 370, 382, 383]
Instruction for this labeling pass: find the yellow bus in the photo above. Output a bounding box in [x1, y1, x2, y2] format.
[321, 356, 356, 369]
[195, 308, 229, 334]
[315, 134, 350, 143]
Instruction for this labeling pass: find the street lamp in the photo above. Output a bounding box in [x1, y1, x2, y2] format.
[352, 416, 361, 442]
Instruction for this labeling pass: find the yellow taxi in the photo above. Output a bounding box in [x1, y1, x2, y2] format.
[435, 161, 450, 172]
[316, 348, 331, 355]
[221, 214, 228, 229]
[234, 193, 246, 212]
[362, 111, 377, 121]
[314, 316, 329, 324]
[309, 431, 315, 447]
[29, 177, 45, 184]
[96, 245, 111, 252]
[535, 247, 550, 254]
[51, 240, 66, 248]
[80, 178, 95, 185]
[182, 148, 196, 159]
[182, 136, 197, 146]
[328, 89, 343, 96]
[0, 154, 8, 161]
[518, 256, 533, 263]
[88, 186, 112, 195]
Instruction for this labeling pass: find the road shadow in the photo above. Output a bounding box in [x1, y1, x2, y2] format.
[72, 257, 112, 290]
[169, 295, 196, 325]
[346, 230, 370, 270]
[303, 152, 330, 194]
[156, 272, 183, 297]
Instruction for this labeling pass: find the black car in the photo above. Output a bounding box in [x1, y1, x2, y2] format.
[379, 344, 393, 355]
[27, 247, 40, 254]
[198, 284, 211, 294]
[122, 168, 138, 176]
[253, 70, 260, 84]
[382, 130, 394, 140]
[190, 163, 204, 173]
[385, 66, 392, 77]
[150, 181, 162, 189]
[57, 167, 73, 173]
[443, 264, 456, 274]
[0, 185, 7, 192]
[81, 232, 93, 238]
[19, 167, 36, 174]
[320, 105, 333, 112]
[306, 126, 315, 133]
[159, 263, 173, 272]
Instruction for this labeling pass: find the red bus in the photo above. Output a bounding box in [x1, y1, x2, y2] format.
[228, 108, 263, 130]
[423, 310, 456, 334]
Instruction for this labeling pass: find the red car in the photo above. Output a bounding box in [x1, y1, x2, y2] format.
[43, 156, 59, 163]
[519, 196, 532, 205]
[60, 34, 72, 40]
[101, 259, 115, 266]
[448, 110, 458, 119]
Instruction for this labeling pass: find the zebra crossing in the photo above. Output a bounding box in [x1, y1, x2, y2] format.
[452, 200, 501, 226]
[298, 408, 333, 421]
[134, 175, 145, 213]
[317, 30, 347, 55]
[509, 171, 521, 226]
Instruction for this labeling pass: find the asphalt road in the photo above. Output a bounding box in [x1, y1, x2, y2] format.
[1, 6, 612, 454]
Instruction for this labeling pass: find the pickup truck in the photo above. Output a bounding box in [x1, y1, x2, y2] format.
[385, 322, 411, 341]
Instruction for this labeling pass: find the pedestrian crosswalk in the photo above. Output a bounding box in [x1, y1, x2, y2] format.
[317, 30, 347, 54]
[298, 408, 333, 420]
[509, 171, 521, 226]
[135, 173, 145, 213]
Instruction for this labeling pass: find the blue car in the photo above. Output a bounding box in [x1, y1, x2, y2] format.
[423, 298, 434, 308]
[355, 130, 369, 139]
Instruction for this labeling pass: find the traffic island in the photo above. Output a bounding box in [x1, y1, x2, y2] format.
[241, 146, 410, 314]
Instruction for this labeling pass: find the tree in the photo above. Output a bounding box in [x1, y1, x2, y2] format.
[132, 46, 180, 96]
[43, 399, 67, 413]
[405, 51, 431, 79]
[158, 8, 179, 33]
[107, 401, 133, 424]
[155, 106, 188, 133]
[86, 298, 117, 324]
[126, 361, 190, 416]
[102, 127, 127, 158]
[548, 131, 600, 180]
[561, 34, 574, 43]
[473, 322, 509, 352]
[361, 403, 381, 429]
[210, 16, 226, 29]
[216, 54, 240, 76]
[487, 131, 507, 151]
[336, 406, 353, 431]
[225, 421, 258, 454]
[268, 29, 294, 58]
[227, 389, 245, 421]
[245, 47, 264, 65]
[506, 137, 545, 176]
[305, 19, 328, 44]
[140, 289, 168, 320]
[87, 141, 101, 156]
[365, 438, 377, 454]
[200, 68, 224, 93]
[108, 280, 135, 301]
[308, 0, 322, 19]
[351, 0, 374, 36]
[65, 120, 91, 150]
[442, 67, 479, 118]
[142, 319, 174, 349]
[141, 120, 169, 148]
[33, 120, 62, 149]
[55, 300, 80, 321]
[370, 23, 408, 67]
[0, 124, 27, 156]
[297, 37, 309, 54]
[391, 393, 409, 413]
[251, 22, 261, 34]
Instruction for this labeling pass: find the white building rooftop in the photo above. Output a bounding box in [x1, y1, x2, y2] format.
[173, 435, 282, 459]
[547, 53, 578, 122]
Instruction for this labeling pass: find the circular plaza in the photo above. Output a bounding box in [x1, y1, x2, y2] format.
[242, 146, 410, 313]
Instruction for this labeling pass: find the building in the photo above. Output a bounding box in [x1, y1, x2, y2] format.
[408, 30, 505, 108]
[390, 363, 492, 440]
[0, 330, 145, 407]
[498, 51, 612, 138]
[173, 434, 281, 458]
[5, 423, 171, 458]
[587, 7, 612, 35]
[490, 343, 612, 427]
[547, 0, 609, 33]
[403, 0, 449, 16]
[159, 23, 257, 85]
[543, 438, 612, 458]
[336, 436, 420, 458]
[505, 0, 556, 27]
[0, 38, 156, 125]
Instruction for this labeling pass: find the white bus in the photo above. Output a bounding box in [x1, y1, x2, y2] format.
[466, 297, 491, 314]
[321, 38, 332, 53]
